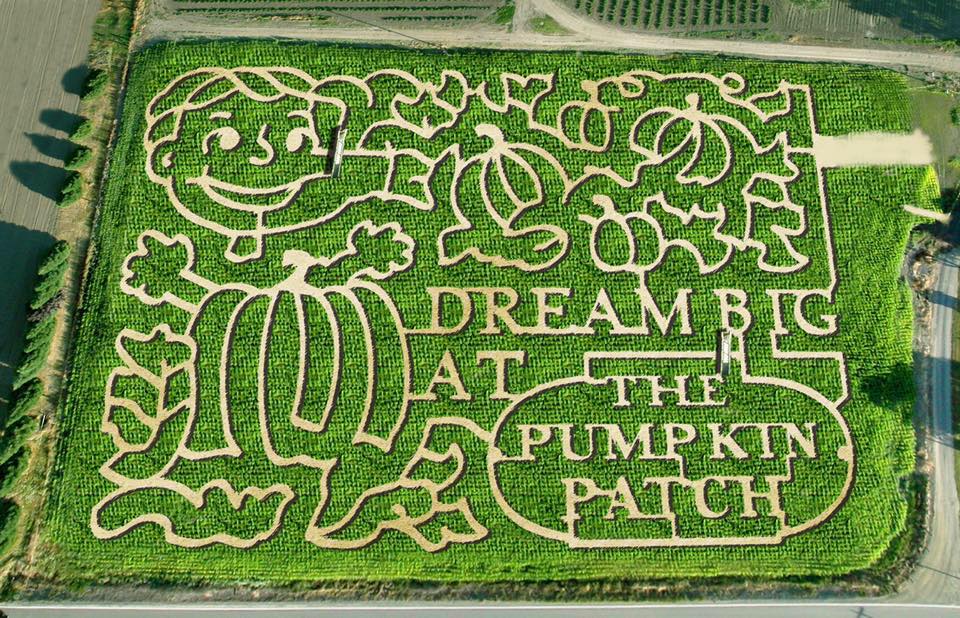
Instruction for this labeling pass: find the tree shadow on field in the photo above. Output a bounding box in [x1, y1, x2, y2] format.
[941, 187, 958, 213]
[61, 65, 89, 96]
[911, 189, 959, 247]
[39, 109, 83, 135]
[9, 63, 88, 200]
[24, 132, 75, 161]
[845, 0, 960, 39]
[863, 362, 915, 415]
[8, 161, 68, 201]
[929, 288, 959, 310]
[911, 346, 960, 454]
[0, 222, 56, 404]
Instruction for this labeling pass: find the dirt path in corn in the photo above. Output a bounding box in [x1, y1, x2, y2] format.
[813, 129, 935, 167]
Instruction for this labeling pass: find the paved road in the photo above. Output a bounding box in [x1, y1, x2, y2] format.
[0, 0, 99, 397]
[899, 250, 960, 604]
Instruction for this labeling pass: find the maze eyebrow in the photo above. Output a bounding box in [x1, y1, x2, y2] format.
[210, 111, 233, 121]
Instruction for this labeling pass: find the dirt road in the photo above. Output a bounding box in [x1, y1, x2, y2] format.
[899, 250, 960, 605]
[0, 0, 99, 397]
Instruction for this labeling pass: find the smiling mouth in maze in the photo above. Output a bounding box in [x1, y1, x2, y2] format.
[185, 167, 326, 213]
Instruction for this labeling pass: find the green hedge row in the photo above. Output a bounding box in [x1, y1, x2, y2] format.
[0, 499, 20, 556]
[0, 241, 74, 553]
[15, 242, 70, 391]
[56, 68, 110, 208]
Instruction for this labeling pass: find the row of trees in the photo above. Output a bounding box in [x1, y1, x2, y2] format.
[0, 241, 72, 552]
[57, 70, 108, 208]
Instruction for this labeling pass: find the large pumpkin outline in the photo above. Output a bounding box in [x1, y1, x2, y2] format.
[181, 277, 413, 462]
[98, 223, 418, 547]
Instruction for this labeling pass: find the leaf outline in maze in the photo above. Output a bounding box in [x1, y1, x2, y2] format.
[305, 418, 490, 552]
[383, 70, 472, 140]
[304, 220, 416, 284]
[478, 72, 556, 117]
[96, 323, 298, 548]
[438, 124, 570, 272]
[102, 324, 196, 456]
[120, 230, 218, 313]
[630, 93, 735, 188]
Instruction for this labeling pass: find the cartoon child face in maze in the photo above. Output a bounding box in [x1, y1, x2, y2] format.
[145, 67, 358, 262]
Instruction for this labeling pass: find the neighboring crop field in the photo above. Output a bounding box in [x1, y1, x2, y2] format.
[169, 0, 507, 24]
[563, 0, 960, 40]
[43, 41, 930, 584]
[570, 0, 769, 31]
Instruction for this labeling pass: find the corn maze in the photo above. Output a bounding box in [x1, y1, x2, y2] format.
[45, 43, 930, 583]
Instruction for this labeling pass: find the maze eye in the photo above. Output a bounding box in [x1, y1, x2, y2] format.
[203, 127, 242, 154]
[286, 128, 311, 153]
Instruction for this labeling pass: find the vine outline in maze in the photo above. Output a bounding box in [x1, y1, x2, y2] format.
[97, 65, 867, 550]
